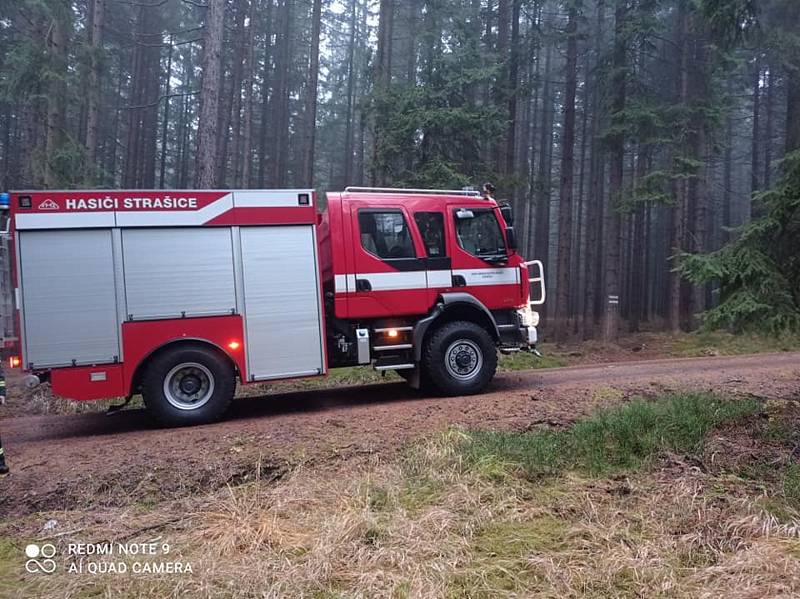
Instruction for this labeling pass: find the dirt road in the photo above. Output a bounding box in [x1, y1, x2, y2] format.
[2, 353, 798, 518]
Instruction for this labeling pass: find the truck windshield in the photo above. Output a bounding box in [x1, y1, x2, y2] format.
[455, 209, 506, 260]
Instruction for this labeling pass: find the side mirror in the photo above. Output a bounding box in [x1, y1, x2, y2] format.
[505, 226, 517, 251]
[500, 204, 514, 226]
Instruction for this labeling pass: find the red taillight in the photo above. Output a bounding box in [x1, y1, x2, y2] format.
[9, 356, 20, 369]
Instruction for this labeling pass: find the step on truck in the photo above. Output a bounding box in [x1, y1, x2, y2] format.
[0, 187, 545, 426]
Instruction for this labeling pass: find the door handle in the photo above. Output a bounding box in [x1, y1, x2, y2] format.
[356, 278, 372, 292]
[452, 275, 466, 287]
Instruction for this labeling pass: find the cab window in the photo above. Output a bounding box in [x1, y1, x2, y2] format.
[358, 210, 416, 259]
[454, 208, 506, 258]
[414, 212, 446, 257]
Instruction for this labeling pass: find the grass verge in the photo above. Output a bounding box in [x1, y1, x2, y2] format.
[459, 393, 760, 477]
[665, 330, 800, 357]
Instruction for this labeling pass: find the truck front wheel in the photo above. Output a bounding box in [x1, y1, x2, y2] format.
[422, 321, 497, 396]
[141, 344, 236, 426]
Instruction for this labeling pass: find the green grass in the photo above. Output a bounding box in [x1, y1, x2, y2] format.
[498, 349, 567, 371]
[666, 330, 800, 357]
[473, 516, 569, 556]
[0, 537, 22, 597]
[782, 463, 800, 509]
[448, 516, 569, 596]
[458, 393, 761, 478]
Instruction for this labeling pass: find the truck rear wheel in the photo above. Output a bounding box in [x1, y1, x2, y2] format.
[422, 321, 497, 396]
[141, 344, 235, 426]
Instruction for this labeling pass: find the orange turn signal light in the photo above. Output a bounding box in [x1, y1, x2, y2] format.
[9, 356, 21, 369]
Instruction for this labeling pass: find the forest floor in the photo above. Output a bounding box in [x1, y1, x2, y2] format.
[0, 334, 799, 597]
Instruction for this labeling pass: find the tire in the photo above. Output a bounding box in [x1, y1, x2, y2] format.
[141, 344, 236, 426]
[422, 321, 497, 396]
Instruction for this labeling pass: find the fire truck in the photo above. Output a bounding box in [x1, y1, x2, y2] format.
[0, 187, 544, 426]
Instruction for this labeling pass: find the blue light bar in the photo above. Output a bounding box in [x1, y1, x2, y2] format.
[0, 193, 9, 210]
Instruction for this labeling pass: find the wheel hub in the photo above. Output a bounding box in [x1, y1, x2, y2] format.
[179, 375, 202, 395]
[456, 352, 472, 368]
[445, 340, 483, 381]
[163, 362, 216, 411]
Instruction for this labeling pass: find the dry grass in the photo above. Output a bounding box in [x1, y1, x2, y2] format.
[12, 396, 800, 599]
[0, 380, 139, 418]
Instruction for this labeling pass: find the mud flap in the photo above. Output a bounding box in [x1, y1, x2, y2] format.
[407, 367, 421, 390]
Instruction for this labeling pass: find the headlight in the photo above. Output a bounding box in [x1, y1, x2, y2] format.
[517, 306, 540, 327]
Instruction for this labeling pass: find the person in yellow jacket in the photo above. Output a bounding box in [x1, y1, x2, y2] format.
[0, 364, 7, 475]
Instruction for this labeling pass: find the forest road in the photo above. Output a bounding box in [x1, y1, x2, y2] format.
[1, 352, 799, 517]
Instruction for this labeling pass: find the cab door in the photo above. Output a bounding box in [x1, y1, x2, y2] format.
[347, 207, 429, 318]
[446, 204, 520, 310]
[413, 210, 452, 304]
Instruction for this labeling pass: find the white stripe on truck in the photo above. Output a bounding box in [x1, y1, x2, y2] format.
[334, 267, 519, 293]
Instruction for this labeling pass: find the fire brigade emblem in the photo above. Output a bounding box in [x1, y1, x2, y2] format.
[38, 199, 59, 211]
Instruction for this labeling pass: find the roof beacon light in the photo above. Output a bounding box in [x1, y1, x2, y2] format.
[0, 192, 9, 210]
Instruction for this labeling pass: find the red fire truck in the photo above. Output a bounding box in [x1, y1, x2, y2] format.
[0, 187, 544, 426]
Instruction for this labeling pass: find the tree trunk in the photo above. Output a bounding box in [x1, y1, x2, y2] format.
[270, 0, 293, 187]
[786, 65, 800, 153]
[230, 2, 249, 188]
[257, 0, 275, 186]
[372, 0, 394, 185]
[582, 0, 605, 339]
[602, 0, 627, 342]
[630, 149, 648, 332]
[533, 42, 552, 300]
[217, 4, 243, 187]
[106, 52, 124, 184]
[301, 0, 323, 186]
[688, 24, 710, 325]
[159, 35, 174, 189]
[506, 0, 521, 181]
[139, 32, 161, 189]
[554, 2, 579, 342]
[668, 2, 689, 332]
[44, 6, 70, 188]
[574, 62, 590, 333]
[723, 80, 733, 241]
[764, 65, 773, 187]
[519, 6, 537, 251]
[523, 19, 541, 259]
[86, 0, 105, 165]
[123, 8, 145, 187]
[241, 0, 256, 187]
[751, 55, 761, 197]
[196, 0, 226, 188]
[342, 0, 358, 186]
[495, 0, 509, 177]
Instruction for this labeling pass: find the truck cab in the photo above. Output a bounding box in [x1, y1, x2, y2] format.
[321, 187, 544, 395]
